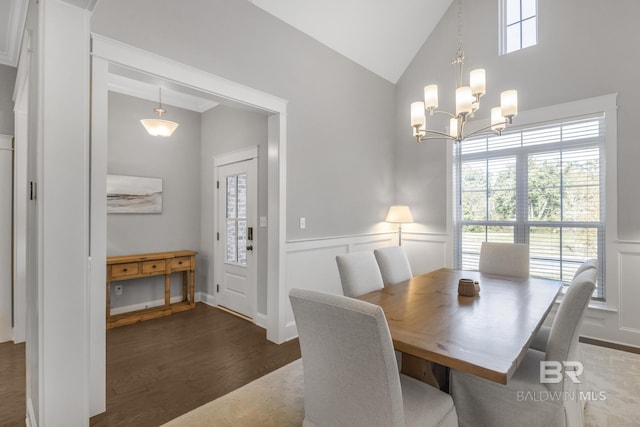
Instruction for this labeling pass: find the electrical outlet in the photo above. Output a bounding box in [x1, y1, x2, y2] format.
[114, 285, 123, 296]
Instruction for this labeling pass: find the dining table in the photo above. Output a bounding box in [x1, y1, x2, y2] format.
[357, 268, 563, 387]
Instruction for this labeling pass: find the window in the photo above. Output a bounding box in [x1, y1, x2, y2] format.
[225, 173, 248, 265]
[454, 116, 606, 299]
[501, 0, 537, 54]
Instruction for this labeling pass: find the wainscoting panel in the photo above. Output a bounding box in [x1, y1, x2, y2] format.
[402, 233, 449, 275]
[283, 232, 450, 340]
[571, 241, 640, 348]
[619, 251, 640, 333]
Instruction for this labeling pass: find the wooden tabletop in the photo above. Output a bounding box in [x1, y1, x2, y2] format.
[357, 268, 562, 384]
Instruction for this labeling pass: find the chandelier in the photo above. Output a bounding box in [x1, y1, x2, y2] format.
[410, 0, 518, 143]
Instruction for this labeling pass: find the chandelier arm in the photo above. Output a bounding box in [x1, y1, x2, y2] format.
[431, 109, 457, 119]
[417, 135, 457, 143]
[416, 129, 458, 141]
[464, 123, 504, 139]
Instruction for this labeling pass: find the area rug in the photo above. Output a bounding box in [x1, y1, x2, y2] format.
[162, 343, 640, 426]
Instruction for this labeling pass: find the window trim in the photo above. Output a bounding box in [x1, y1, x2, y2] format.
[446, 94, 619, 309]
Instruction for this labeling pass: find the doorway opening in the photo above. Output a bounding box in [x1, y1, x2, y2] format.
[90, 34, 288, 415]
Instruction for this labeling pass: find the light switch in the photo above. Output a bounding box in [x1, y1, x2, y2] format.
[299, 217, 306, 229]
[260, 216, 267, 227]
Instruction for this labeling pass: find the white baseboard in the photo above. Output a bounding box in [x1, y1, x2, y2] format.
[110, 295, 184, 315]
[198, 291, 266, 330]
[254, 312, 268, 329]
[198, 292, 216, 307]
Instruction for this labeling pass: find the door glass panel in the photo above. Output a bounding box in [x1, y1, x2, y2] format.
[237, 220, 247, 265]
[237, 174, 247, 218]
[226, 219, 237, 263]
[225, 173, 248, 266]
[226, 176, 236, 218]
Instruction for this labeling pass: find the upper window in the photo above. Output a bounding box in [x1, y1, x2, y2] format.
[501, 0, 537, 54]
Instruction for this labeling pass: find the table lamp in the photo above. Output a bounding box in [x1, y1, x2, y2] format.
[385, 205, 413, 246]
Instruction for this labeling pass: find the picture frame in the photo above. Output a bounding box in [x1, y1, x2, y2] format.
[107, 174, 163, 214]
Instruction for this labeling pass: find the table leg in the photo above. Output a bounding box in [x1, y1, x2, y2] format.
[182, 271, 188, 302]
[401, 353, 440, 389]
[189, 265, 195, 307]
[164, 273, 171, 308]
[106, 281, 111, 324]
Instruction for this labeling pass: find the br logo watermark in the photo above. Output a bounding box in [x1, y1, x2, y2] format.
[540, 361, 583, 384]
[515, 361, 607, 402]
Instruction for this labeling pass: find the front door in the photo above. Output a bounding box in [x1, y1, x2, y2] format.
[216, 158, 257, 319]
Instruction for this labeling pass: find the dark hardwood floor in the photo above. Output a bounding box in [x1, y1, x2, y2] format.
[0, 341, 25, 427]
[0, 304, 301, 427]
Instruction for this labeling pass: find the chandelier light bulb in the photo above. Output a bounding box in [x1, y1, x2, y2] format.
[501, 90, 518, 118]
[455, 86, 473, 116]
[411, 102, 426, 127]
[470, 69, 486, 97]
[491, 107, 506, 131]
[424, 84, 439, 111]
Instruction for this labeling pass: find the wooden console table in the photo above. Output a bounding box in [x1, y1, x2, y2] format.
[106, 250, 197, 329]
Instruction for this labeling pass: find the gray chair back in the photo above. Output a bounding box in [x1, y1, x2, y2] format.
[572, 258, 598, 281]
[545, 268, 596, 392]
[478, 241, 530, 278]
[336, 251, 384, 297]
[289, 288, 405, 427]
[374, 246, 413, 285]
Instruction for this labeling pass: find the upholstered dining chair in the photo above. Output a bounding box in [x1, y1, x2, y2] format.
[478, 241, 530, 278]
[336, 251, 384, 297]
[530, 259, 599, 352]
[374, 246, 413, 285]
[289, 288, 458, 427]
[450, 267, 597, 427]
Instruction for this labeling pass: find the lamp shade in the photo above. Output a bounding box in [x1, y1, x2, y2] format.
[385, 205, 414, 223]
[140, 118, 179, 137]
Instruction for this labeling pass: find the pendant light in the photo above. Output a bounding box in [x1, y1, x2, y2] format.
[140, 88, 179, 137]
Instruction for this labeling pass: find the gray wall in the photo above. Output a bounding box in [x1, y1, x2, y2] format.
[0, 64, 16, 135]
[92, 0, 396, 241]
[200, 105, 269, 313]
[107, 92, 201, 308]
[396, 0, 640, 239]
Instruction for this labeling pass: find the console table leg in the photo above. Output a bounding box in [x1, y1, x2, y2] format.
[164, 273, 171, 308]
[106, 281, 111, 325]
[189, 261, 195, 307]
[182, 272, 188, 302]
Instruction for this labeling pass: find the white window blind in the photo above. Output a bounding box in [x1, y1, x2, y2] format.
[454, 115, 605, 299]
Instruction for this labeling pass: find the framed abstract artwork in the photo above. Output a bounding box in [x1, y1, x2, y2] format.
[107, 174, 163, 214]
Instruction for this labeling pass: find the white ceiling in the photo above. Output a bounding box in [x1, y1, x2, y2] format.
[249, 0, 453, 83]
[0, 0, 27, 67]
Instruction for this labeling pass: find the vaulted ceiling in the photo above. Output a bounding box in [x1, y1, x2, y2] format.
[249, 0, 452, 83]
[3, 0, 453, 83]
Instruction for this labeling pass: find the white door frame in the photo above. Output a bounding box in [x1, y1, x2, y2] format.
[10, 30, 31, 345]
[214, 146, 259, 320]
[90, 33, 289, 414]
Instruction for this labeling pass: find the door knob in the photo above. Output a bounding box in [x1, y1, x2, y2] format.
[246, 245, 254, 251]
